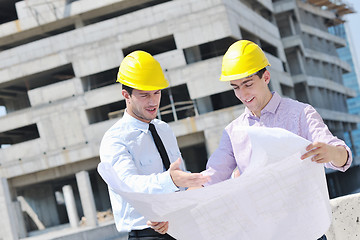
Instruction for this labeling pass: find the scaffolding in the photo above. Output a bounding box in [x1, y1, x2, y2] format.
[307, 0, 355, 26]
[307, 0, 355, 16]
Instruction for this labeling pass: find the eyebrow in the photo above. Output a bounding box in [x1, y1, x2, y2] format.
[240, 79, 253, 86]
[230, 79, 253, 88]
[139, 90, 161, 95]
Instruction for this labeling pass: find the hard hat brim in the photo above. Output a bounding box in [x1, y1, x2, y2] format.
[117, 78, 169, 91]
[220, 63, 271, 82]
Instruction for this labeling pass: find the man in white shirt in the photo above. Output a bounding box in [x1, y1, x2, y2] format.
[99, 50, 209, 240]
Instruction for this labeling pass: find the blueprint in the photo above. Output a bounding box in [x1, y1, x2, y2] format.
[98, 127, 332, 240]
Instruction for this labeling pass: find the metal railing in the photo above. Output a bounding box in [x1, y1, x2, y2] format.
[107, 100, 198, 122]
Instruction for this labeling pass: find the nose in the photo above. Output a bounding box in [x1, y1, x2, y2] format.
[148, 94, 158, 106]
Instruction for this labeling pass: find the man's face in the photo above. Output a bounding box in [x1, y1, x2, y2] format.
[230, 70, 271, 117]
[123, 89, 161, 123]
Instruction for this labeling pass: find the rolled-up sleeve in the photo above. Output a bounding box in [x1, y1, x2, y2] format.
[205, 130, 237, 185]
[303, 105, 352, 172]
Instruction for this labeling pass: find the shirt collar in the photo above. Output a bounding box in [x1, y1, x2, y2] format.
[262, 92, 281, 114]
[122, 109, 152, 133]
[244, 92, 281, 117]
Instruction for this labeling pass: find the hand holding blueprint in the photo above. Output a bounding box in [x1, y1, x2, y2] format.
[98, 127, 332, 240]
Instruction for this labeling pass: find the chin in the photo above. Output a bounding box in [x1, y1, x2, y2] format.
[146, 113, 157, 120]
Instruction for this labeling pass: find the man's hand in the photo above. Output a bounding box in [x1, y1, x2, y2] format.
[169, 158, 210, 187]
[301, 142, 348, 167]
[147, 221, 169, 234]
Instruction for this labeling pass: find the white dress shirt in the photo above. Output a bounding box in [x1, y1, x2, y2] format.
[99, 110, 182, 232]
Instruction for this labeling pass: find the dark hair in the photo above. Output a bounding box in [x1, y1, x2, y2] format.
[255, 68, 267, 79]
[122, 84, 134, 95]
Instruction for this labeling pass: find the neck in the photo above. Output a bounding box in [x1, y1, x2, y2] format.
[252, 111, 259, 118]
[126, 109, 152, 123]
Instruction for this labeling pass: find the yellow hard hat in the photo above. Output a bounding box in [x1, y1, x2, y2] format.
[220, 40, 270, 81]
[117, 50, 169, 90]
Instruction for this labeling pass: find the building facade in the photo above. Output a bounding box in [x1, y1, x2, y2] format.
[0, 0, 359, 239]
[273, 0, 360, 198]
[329, 22, 360, 162]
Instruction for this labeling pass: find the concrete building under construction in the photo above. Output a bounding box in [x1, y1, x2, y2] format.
[0, 0, 359, 239]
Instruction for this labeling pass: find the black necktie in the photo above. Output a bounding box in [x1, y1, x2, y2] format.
[148, 123, 171, 170]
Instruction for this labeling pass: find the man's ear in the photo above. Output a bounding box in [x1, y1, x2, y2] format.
[263, 70, 271, 84]
[122, 89, 130, 100]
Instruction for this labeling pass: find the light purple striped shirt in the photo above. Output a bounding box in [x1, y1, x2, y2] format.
[206, 92, 352, 185]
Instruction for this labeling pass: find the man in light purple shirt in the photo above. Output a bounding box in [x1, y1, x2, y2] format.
[206, 40, 351, 186]
[153, 41, 351, 239]
[206, 91, 352, 185]
[205, 40, 351, 240]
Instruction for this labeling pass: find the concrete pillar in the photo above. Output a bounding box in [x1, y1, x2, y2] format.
[76, 171, 98, 227]
[13, 200, 27, 238]
[296, 49, 306, 74]
[204, 126, 225, 157]
[62, 185, 79, 228]
[0, 178, 18, 240]
[288, 14, 296, 35]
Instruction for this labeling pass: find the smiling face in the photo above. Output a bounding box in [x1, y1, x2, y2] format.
[122, 88, 161, 123]
[230, 70, 272, 117]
